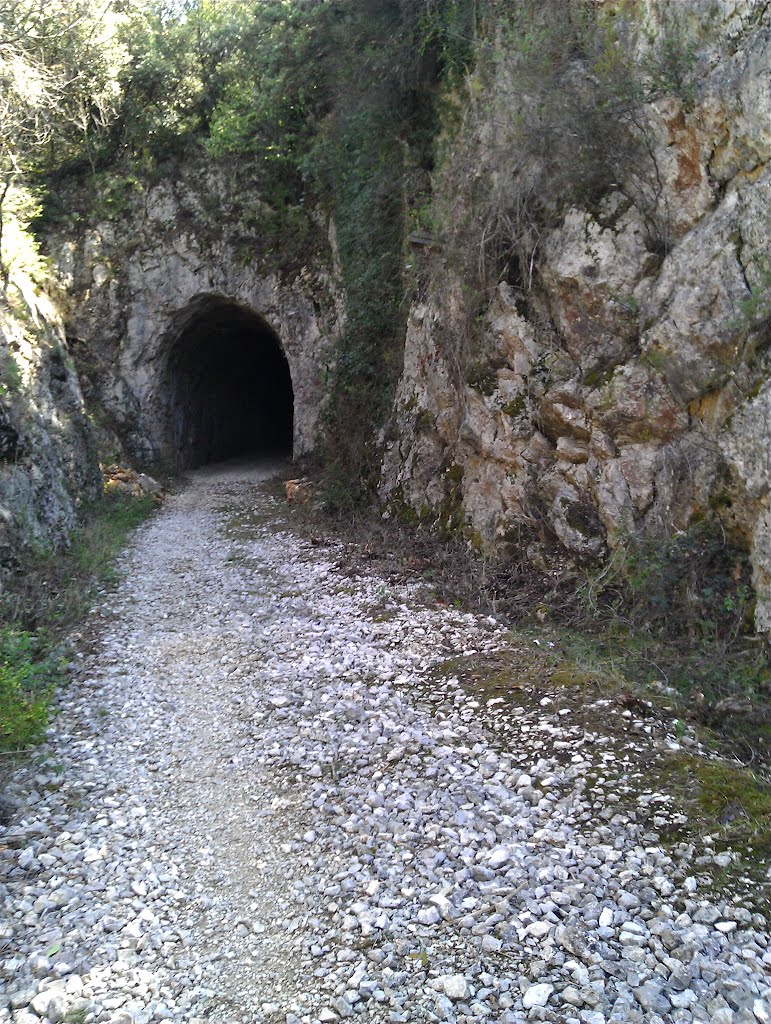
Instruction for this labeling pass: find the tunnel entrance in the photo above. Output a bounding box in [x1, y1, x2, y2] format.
[165, 296, 294, 468]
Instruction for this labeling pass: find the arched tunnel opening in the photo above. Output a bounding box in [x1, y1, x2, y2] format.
[165, 296, 294, 469]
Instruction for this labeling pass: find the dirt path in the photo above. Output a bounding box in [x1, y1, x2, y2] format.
[1, 462, 769, 1024]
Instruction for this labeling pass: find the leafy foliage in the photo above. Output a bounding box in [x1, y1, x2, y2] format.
[0, 1, 130, 274]
[0, 349, 21, 395]
[294, 1, 482, 487]
[205, 2, 332, 200]
[543, 516, 771, 767]
[618, 522, 754, 644]
[0, 627, 60, 751]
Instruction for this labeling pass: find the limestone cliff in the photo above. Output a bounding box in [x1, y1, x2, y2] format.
[0, 272, 100, 571]
[380, 0, 771, 631]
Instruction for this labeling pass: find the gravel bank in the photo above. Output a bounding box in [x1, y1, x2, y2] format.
[2, 461, 769, 1024]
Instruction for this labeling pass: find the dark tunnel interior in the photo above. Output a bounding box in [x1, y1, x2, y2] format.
[166, 297, 294, 468]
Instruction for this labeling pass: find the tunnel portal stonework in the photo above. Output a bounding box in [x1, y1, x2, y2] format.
[53, 162, 342, 468]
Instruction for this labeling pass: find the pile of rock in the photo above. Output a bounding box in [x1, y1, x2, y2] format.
[285, 478, 315, 504]
[102, 465, 163, 502]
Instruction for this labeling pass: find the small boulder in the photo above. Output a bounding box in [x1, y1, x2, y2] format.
[285, 478, 315, 504]
[522, 983, 554, 1009]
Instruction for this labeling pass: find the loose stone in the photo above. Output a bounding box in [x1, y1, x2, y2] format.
[0, 464, 768, 1024]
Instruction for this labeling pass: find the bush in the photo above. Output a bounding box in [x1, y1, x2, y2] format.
[620, 520, 755, 647]
[545, 517, 771, 766]
[0, 628, 61, 752]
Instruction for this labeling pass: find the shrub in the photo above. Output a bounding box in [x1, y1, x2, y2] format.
[0, 352, 22, 396]
[0, 628, 61, 752]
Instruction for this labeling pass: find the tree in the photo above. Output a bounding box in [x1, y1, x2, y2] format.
[0, 1, 129, 275]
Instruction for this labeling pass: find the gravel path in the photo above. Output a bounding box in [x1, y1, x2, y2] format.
[2, 461, 770, 1024]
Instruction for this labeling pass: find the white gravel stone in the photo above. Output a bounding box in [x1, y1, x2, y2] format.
[436, 975, 471, 1000]
[488, 845, 511, 869]
[523, 983, 554, 1008]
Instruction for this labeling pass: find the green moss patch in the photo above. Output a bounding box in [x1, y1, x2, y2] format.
[672, 756, 771, 858]
[500, 394, 526, 417]
[466, 363, 498, 396]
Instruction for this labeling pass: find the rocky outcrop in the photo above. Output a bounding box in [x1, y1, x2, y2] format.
[381, 3, 771, 628]
[0, 273, 100, 568]
[20, 5, 770, 638]
[51, 158, 342, 467]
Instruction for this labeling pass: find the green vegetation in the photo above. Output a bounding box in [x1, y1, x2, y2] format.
[63, 1010, 88, 1024]
[0, 491, 155, 753]
[466, 362, 498, 395]
[641, 754, 771, 903]
[591, 521, 761, 675]
[687, 757, 771, 855]
[0, 351, 21, 395]
[733, 262, 771, 380]
[297, 2, 477, 490]
[0, 627, 59, 751]
[539, 516, 771, 767]
[4, 491, 155, 628]
[500, 394, 527, 417]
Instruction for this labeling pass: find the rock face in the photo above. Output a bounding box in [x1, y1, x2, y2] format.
[52, 158, 342, 467]
[26, 7, 771, 636]
[0, 272, 100, 568]
[380, 3, 771, 630]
